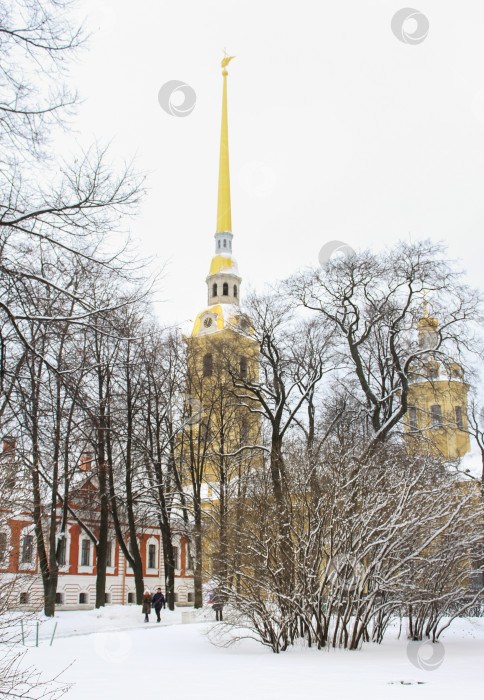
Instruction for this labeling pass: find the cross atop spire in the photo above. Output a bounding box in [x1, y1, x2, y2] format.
[216, 53, 235, 234]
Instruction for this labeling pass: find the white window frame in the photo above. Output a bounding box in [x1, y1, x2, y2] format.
[146, 537, 158, 573]
[106, 538, 115, 573]
[0, 529, 10, 567]
[57, 529, 71, 572]
[79, 537, 94, 573]
[186, 545, 193, 572]
[19, 526, 36, 571]
[172, 542, 180, 572]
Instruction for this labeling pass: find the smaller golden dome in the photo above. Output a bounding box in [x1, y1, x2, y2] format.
[417, 316, 438, 330]
[417, 300, 438, 329]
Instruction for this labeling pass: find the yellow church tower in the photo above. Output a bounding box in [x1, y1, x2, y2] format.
[185, 56, 260, 481]
[182, 57, 261, 589]
[190, 55, 243, 339]
[405, 304, 471, 460]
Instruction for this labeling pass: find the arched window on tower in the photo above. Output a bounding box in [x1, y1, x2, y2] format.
[233, 284, 237, 298]
[203, 353, 213, 378]
[222, 282, 228, 296]
[218, 240, 221, 249]
[240, 416, 248, 442]
[430, 405, 443, 428]
[408, 406, 418, 431]
[239, 356, 248, 379]
[223, 239, 227, 248]
[455, 406, 464, 430]
[212, 283, 217, 297]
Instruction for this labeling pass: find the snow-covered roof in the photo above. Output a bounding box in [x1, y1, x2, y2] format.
[208, 254, 239, 277]
[457, 443, 483, 480]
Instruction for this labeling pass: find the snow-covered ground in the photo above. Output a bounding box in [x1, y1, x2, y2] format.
[11, 606, 484, 699]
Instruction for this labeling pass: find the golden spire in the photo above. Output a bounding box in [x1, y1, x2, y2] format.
[216, 53, 235, 233]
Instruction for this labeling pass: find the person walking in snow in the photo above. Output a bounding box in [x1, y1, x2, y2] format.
[152, 588, 165, 622]
[142, 591, 152, 622]
[212, 591, 224, 621]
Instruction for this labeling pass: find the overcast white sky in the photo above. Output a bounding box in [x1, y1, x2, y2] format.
[66, 0, 484, 330]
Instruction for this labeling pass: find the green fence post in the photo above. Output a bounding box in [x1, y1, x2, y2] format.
[50, 622, 58, 647]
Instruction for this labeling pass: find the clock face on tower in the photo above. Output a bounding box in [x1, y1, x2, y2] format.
[203, 317, 213, 328]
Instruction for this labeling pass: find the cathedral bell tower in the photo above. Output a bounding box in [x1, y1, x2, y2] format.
[190, 55, 249, 339]
[184, 55, 260, 494]
[206, 58, 241, 308]
[405, 303, 470, 460]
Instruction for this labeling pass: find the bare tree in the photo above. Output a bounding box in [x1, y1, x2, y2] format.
[224, 292, 334, 597]
[0, 1, 144, 387]
[8, 262, 89, 616]
[0, 0, 82, 164]
[287, 240, 480, 450]
[138, 327, 188, 610]
[212, 421, 483, 652]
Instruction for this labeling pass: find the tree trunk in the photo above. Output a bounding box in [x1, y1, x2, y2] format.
[161, 526, 176, 610]
[269, 434, 293, 592]
[43, 574, 58, 618]
[193, 505, 203, 608]
[95, 499, 109, 608]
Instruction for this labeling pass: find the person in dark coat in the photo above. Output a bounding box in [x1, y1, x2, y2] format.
[212, 591, 224, 621]
[142, 591, 152, 622]
[152, 588, 165, 622]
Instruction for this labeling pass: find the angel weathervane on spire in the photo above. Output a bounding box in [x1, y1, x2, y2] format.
[221, 50, 235, 74]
